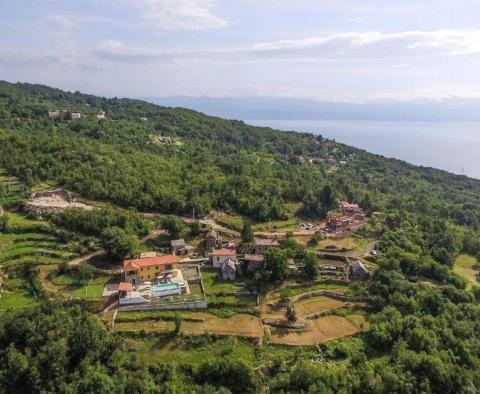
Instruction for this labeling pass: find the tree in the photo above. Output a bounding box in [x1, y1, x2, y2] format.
[285, 304, 297, 324]
[100, 226, 139, 259]
[57, 260, 70, 274]
[279, 289, 290, 305]
[264, 248, 290, 284]
[78, 264, 93, 282]
[162, 216, 184, 239]
[304, 252, 319, 279]
[307, 231, 323, 247]
[241, 222, 254, 243]
[0, 213, 9, 233]
[174, 312, 183, 335]
[319, 184, 336, 217]
[189, 220, 202, 236]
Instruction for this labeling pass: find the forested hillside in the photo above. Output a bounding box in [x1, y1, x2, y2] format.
[1, 81, 480, 225]
[2, 81, 480, 393]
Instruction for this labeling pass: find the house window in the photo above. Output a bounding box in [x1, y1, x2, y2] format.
[165, 264, 172, 271]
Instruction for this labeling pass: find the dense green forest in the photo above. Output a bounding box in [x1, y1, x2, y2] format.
[1, 81, 480, 393]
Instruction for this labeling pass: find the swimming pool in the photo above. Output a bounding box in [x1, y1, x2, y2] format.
[153, 283, 180, 292]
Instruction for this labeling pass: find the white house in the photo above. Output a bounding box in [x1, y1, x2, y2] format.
[96, 111, 106, 119]
[212, 248, 236, 268]
[70, 112, 81, 120]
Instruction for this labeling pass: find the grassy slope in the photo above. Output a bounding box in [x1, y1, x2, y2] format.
[454, 254, 479, 288]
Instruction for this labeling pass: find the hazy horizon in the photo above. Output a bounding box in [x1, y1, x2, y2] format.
[3, 1, 480, 102]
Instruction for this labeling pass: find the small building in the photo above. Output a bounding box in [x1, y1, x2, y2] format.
[171, 239, 186, 254]
[221, 258, 236, 280]
[350, 260, 370, 280]
[118, 281, 133, 299]
[339, 201, 362, 216]
[205, 230, 219, 248]
[123, 255, 179, 284]
[171, 239, 194, 256]
[70, 112, 81, 120]
[96, 111, 106, 119]
[48, 110, 60, 119]
[244, 254, 264, 272]
[255, 238, 280, 255]
[212, 248, 236, 268]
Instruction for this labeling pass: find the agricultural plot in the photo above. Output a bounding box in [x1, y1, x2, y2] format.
[0, 277, 38, 313]
[181, 312, 263, 338]
[269, 315, 363, 346]
[115, 311, 264, 338]
[41, 265, 115, 300]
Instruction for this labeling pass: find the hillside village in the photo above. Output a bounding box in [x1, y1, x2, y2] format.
[0, 153, 375, 346]
[2, 83, 480, 392]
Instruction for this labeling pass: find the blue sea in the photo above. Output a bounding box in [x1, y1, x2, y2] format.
[246, 120, 480, 179]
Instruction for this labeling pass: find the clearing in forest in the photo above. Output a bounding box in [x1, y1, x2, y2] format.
[454, 254, 479, 288]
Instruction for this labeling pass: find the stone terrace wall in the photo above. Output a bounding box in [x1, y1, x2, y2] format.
[118, 300, 208, 312]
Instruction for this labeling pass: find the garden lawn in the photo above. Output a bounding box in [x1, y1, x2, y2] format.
[201, 267, 246, 294]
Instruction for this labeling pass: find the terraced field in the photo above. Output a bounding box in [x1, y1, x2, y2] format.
[0, 212, 73, 269]
[0, 168, 26, 206]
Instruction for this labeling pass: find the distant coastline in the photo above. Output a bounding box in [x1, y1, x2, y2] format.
[245, 119, 480, 179]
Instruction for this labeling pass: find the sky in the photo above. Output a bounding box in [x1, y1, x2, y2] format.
[2, 0, 480, 102]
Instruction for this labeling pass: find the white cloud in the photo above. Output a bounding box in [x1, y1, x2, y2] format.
[251, 30, 480, 58]
[130, 0, 227, 31]
[96, 30, 480, 65]
[36, 15, 75, 31]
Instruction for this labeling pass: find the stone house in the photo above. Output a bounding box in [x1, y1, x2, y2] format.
[205, 230, 219, 248]
[255, 238, 280, 255]
[221, 259, 237, 280]
[350, 260, 370, 280]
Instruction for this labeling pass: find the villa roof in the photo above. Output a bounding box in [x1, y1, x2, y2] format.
[255, 238, 280, 246]
[118, 282, 133, 292]
[212, 248, 236, 256]
[124, 255, 178, 270]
